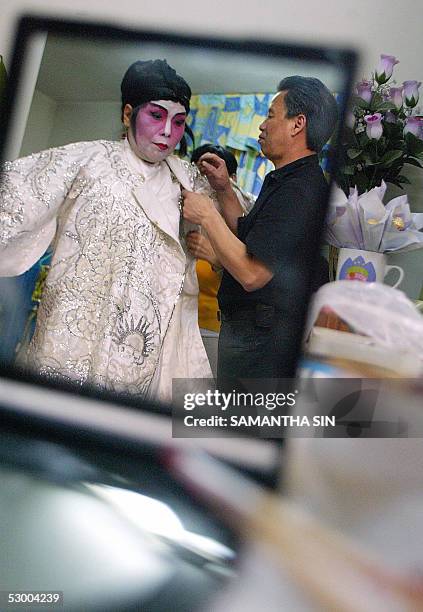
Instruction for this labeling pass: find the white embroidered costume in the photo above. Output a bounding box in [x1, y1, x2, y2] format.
[0, 139, 212, 400]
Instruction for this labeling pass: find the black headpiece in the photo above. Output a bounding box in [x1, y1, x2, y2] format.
[121, 59, 191, 114]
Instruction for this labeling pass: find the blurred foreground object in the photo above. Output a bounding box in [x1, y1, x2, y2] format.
[306, 281, 423, 375]
[171, 450, 423, 612]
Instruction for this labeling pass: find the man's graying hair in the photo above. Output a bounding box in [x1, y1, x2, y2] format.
[277, 76, 338, 152]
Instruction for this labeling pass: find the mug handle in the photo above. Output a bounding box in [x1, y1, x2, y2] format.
[384, 265, 404, 289]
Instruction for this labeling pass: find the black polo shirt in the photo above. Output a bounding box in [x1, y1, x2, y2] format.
[218, 154, 329, 313]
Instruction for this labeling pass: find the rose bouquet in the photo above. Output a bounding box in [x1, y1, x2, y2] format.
[336, 55, 423, 195]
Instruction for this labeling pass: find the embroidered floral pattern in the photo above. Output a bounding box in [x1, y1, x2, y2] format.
[1, 141, 206, 395]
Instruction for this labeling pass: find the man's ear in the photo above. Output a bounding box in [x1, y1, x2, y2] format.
[122, 104, 133, 128]
[291, 114, 306, 136]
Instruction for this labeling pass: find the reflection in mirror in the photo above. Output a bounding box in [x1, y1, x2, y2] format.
[0, 19, 355, 407]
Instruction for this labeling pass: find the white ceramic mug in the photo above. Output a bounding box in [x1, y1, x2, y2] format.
[336, 248, 404, 288]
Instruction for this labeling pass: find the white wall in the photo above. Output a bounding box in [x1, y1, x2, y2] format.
[21, 97, 122, 156]
[1, 0, 422, 84]
[20, 88, 56, 156]
[47, 101, 122, 149]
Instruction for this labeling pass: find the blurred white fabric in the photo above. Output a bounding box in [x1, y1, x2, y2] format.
[307, 281, 423, 366]
[286, 437, 423, 570]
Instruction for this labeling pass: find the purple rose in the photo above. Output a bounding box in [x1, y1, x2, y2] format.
[404, 116, 422, 139]
[388, 86, 403, 109]
[364, 113, 383, 140]
[356, 80, 372, 103]
[402, 80, 421, 108]
[375, 54, 399, 84]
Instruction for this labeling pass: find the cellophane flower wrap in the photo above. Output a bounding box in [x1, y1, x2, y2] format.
[326, 181, 423, 253]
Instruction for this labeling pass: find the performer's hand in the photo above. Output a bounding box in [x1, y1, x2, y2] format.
[197, 153, 232, 192]
[186, 231, 219, 266]
[182, 189, 215, 225]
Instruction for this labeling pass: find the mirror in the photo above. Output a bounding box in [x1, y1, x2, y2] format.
[0, 399, 240, 611]
[0, 17, 357, 607]
[0, 17, 356, 412]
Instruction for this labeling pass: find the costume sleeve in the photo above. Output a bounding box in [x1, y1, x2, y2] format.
[192, 167, 256, 215]
[0, 143, 89, 276]
[190, 162, 219, 203]
[231, 181, 256, 214]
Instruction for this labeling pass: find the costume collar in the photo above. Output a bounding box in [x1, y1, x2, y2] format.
[122, 137, 191, 189]
[123, 139, 191, 250]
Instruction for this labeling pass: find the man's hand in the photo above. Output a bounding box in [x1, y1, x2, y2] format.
[198, 153, 232, 193]
[185, 193, 274, 292]
[196, 153, 242, 234]
[186, 231, 219, 266]
[182, 189, 216, 225]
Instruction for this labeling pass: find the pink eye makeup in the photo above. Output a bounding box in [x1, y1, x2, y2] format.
[131, 99, 187, 163]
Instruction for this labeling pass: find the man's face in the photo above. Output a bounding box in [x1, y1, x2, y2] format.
[133, 99, 187, 163]
[258, 91, 294, 167]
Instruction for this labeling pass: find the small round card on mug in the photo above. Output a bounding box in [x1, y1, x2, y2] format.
[336, 248, 404, 288]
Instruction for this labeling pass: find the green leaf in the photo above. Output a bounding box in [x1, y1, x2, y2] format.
[363, 159, 376, 167]
[361, 152, 376, 166]
[387, 165, 403, 178]
[361, 139, 374, 151]
[370, 92, 384, 111]
[373, 101, 397, 112]
[352, 95, 371, 111]
[396, 175, 412, 185]
[388, 180, 405, 189]
[341, 165, 356, 175]
[383, 122, 403, 136]
[347, 148, 362, 159]
[375, 149, 404, 166]
[355, 173, 370, 193]
[405, 157, 423, 168]
[405, 132, 423, 156]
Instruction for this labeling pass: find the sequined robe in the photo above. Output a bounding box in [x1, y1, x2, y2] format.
[0, 139, 212, 399]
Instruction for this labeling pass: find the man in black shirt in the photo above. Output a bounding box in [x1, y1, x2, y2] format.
[182, 76, 338, 379]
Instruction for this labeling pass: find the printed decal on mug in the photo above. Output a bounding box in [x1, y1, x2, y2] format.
[339, 255, 377, 282]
